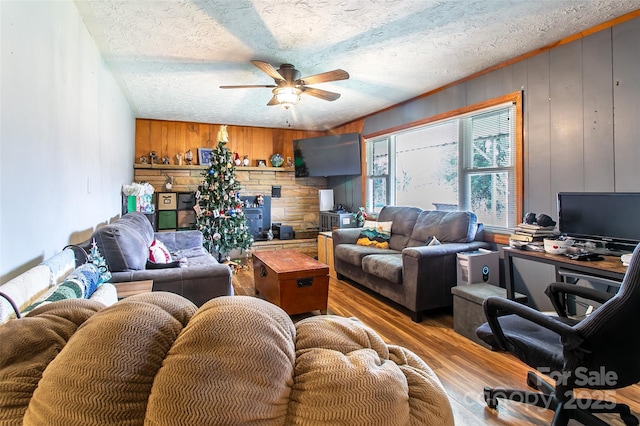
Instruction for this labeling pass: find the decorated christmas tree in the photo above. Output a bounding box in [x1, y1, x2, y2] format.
[195, 139, 253, 261]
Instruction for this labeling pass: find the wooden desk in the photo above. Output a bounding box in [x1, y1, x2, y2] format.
[116, 280, 153, 299]
[503, 247, 627, 300]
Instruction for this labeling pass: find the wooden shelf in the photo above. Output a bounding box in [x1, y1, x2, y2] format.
[133, 163, 294, 172]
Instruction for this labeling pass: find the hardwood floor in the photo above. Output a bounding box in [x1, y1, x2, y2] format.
[232, 262, 640, 425]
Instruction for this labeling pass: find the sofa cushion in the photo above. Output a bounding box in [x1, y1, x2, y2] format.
[116, 212, 155, 247]
[335, 244, 402, 267]
[155, 230, 204, 253]
[362, 254, 403, 284]
[356, 221, 392, 249]
[407, 210, 478, 247]
[93, 222, 149, 272]
[377, 206, 422, 251]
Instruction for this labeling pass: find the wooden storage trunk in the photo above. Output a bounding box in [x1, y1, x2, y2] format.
[253, 249, 329, 315]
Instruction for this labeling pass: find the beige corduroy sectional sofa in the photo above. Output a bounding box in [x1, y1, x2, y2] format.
[0, 293, 454, 425]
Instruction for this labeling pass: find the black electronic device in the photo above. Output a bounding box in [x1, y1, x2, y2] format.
[566, 252, 603, 261]
[272, 224, 293, 240]
[557, 192, 640, 252]
[293, 133, 362, 177]
[239, 195, 271, 241]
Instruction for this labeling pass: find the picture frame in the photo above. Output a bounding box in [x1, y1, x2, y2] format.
[256, 159, 266, 167]
[198, 148, 214, 166]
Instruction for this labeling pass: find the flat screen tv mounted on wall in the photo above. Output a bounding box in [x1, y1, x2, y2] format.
[293, 133, 362, 177]
[557, 192, 640, 253]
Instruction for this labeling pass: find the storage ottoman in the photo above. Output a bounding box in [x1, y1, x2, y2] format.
[451, 283, 527, 349]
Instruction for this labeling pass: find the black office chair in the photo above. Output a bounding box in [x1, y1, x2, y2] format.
[476, 243, 640, 426]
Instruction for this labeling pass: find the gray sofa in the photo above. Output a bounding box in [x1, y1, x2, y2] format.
[92, 212, 233, 306]
[332, 206, 490, 322]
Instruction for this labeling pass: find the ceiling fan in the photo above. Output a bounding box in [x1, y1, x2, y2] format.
[220, 60, 349, 108]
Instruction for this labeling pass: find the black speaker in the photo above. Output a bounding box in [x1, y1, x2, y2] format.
[272, 224, 293, 240]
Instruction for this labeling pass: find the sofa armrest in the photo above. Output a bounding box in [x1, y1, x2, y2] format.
[400, 241, 492, 312]
[331, 228, 362, 247]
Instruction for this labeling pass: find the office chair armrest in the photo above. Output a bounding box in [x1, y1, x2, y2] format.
[483, 296, 579, 352]
[544, 282, 614, 318]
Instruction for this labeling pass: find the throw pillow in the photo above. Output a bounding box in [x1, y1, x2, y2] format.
[425, 236, 441, 246]
[149, 239, 172, 264]
[356, 220, 393, 249]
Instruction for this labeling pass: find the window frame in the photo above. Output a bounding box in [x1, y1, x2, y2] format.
[362, 91, 523, 243]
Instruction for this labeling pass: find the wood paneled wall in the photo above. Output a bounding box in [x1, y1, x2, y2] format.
[134, 118, 365, 231]
[135, 119, 331, 166]
[135, 118, 364, 166]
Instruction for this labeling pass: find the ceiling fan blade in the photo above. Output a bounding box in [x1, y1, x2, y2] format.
[220, 85, 276, 89]
[251, 60, 286, 82]
[267, 96, 280, 106]
[302, 87, 341, 101]
[300, 69, 349, 85]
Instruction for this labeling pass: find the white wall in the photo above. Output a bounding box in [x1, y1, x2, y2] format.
[0, 1, 135, 282]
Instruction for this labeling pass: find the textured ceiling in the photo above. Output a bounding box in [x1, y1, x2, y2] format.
[75, 0, 639, 131]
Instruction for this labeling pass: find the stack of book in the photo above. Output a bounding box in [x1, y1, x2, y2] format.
[509, 223, 559, 242]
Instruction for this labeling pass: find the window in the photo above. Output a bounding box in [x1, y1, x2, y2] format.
[364, 92, 522, 231]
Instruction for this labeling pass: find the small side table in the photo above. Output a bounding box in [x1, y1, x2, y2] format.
[116, 280, 153, 299]
[317, 231, 336, 278]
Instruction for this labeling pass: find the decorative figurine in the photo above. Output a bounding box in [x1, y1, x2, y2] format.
[176, 152, 183, 165]
[149, 151, 158, 164]
[162, 156, 170, 165]
[234, 152, 242, 166]
[139, 156, 148, 164]
[184, 149, 193, 165]
[164, 175, 173, 191]
[243, 155, 250, 166]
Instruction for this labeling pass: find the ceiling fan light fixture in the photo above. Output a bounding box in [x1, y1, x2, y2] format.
[274, 87, 301, 108]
